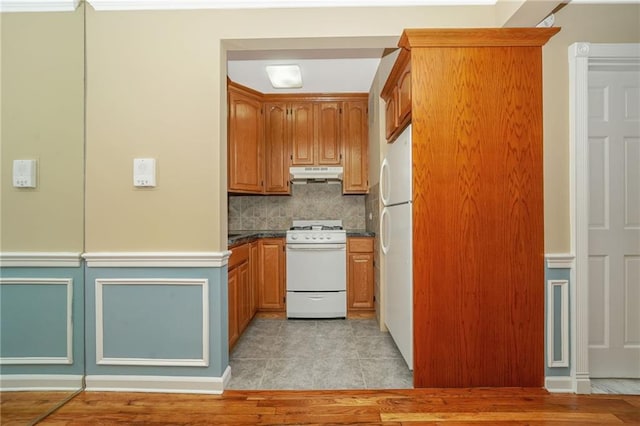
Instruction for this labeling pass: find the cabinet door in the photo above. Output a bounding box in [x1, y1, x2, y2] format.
[397, 59, 412, 128]
[384, 91, 397, 141]
[316, 102, 342, 165]
[347, 237, 375, 311]
[238, 261, 252, 332]
[250, 241, 259, 316]
[259, 238, 285, 311]
[264, 102, 290, 194]
[228, 267, 239, 349]
[228, 86, 263, 193]
[342, 100, 369, 194]
[290, 102, 314, 166]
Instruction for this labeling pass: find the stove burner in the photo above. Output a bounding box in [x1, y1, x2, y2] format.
[321, 225, 343, 230]
[290, 226, 313, 230]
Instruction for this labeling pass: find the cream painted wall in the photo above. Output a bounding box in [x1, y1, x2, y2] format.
[0, 8, 84, 252]
[84, 5, 509, 252]
[542, 3, 640, 253]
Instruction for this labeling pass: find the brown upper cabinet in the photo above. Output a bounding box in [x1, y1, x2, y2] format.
[342, 100, 369, 194]
[382, 50, 411, 142]
[228, 83, 263, 193]
[227, 80, 369, 195]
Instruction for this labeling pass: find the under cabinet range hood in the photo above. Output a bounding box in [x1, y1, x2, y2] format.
[290, 166, 343, 183]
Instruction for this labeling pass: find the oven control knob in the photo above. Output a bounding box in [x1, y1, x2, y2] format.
[319, 235, 324, 240]
[312, 236, 317, 240]
[291, 234, 298, 240]
[324, 234, 330, 240]
[305, 235, 310, 240]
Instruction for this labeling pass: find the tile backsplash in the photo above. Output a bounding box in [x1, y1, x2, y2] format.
[229, 183, 366, 231]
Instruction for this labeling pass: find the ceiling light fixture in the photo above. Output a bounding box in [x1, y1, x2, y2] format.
[266, 65, 303, 88]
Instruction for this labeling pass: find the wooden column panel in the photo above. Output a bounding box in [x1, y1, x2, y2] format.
[405, 31, 557, 388]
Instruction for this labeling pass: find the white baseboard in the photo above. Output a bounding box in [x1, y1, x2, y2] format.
[545, 376, 573, 393]
[85, 367, 232, 394]
[0, 374, 84, 391]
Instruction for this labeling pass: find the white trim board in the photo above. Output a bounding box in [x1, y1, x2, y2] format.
[0, 278, 74, 365]
[83, 251, 231, 268]
[569, 42, 640, 395]
[0, 252, 82, 268]
[0, 374, 84, 391]
[545, 376, 573, 393]
[547, 279, 570, 368]
[95, 278, 209, 367]
[546, 253, 575, 269]
[87, 0, 496, 11]
[85, 367, 231, 394]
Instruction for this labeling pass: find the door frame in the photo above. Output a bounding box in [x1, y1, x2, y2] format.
[569, 42, 640, 394]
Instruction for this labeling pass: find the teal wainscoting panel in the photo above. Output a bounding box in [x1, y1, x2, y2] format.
[85, 267, 228, 377]
[545, 265, 571, 378]
[0, 266, 84, 376]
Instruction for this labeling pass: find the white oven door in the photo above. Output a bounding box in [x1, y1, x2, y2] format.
[286, 244, 346, 292]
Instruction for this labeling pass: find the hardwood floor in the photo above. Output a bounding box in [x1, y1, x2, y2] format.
[38, 388, 640, 425]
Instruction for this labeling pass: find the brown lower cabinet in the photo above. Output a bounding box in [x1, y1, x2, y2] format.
[228, 243, 250, 350]
[347, 237, 375, 313]
[258, 238, 286, 312]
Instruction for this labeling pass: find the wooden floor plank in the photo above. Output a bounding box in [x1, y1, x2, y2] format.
[37, 389, 640, 425]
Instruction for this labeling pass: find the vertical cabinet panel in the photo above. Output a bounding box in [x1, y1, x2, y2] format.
[228, 268, 239, 349]
[264, 102, 290, 194]
[259, 238, 286, 311]
[290, 102, 315, 166]
[250, 241, 259, 317]
[316, 102, 342, 165]
[228, 85, 263, 193]
[347, 237, 375, 313]
[343, 100, 369, 194]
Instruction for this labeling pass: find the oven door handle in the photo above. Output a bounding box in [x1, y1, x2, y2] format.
[286, 244, 346, 251]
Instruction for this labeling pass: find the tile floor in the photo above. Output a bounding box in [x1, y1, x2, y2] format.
[227, 318, 413, 390]
[591, 379, 640, 395]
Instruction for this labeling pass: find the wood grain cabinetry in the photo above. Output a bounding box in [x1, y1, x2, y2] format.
[228, 83, 263, 193]
[347, 237, 374, 312]
[315, 102, 342, 165]
[258, 238, 286, 311]
[264, 102, 291, 194]
[342, 100, 369, 193]
[228, 81, 370, 195]
[249, 241, 259, 316]
[386, 28, 559, 388]
[228, 243, 252, 350]
[382, 50, 411, 142]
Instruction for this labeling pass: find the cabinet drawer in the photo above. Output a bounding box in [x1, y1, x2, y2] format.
[348, 237, 374, 253]
[229, 243, 250, 269]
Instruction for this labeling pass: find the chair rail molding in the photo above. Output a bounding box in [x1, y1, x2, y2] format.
[83, 251, 231, 268]
[0, 252, 82, 268]
[569, 41, 640, 395]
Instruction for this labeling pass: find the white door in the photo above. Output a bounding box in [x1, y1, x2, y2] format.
[588, 69, 640, 378]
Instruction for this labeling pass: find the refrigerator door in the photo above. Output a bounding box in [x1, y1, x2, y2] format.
[383, 202, 413, 370]
[380, 125, 412, 206]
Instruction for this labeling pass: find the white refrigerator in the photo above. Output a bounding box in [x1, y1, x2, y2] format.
[380, 124, 413, 370]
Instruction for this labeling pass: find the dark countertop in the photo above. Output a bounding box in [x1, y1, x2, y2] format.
[228, 229, 375, 247]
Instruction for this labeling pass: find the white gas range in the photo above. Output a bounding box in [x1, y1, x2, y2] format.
[285, 220, 347, 319]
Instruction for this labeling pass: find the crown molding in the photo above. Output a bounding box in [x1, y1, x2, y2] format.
[0, 0, 80, 12]
[87, 0, 495, 12]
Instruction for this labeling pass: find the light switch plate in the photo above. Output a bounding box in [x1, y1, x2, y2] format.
[13, 159, 37, 188]
[133, 158, 156, 187]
